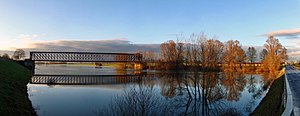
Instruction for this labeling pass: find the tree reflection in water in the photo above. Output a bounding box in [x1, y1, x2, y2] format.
[98, 84, 172, 116]
[99, 71, 275, 116]
[221, 72, 246, 101]
[171, 72, 228, 116]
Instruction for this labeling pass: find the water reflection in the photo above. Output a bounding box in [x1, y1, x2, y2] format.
[98, 85, 171, 116]
[28, 65, 278, 116]
[95, 72, 272, 116]
[222, 72, 246, 101]
[169, 72, 227, 116]
[30, 75, 143, 85]
[34, 64, 140, 75]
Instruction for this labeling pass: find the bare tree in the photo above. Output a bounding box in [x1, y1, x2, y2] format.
[12, 49, 25, 60]
[143, 50, 158, 69]
[280, 47, 288, 62]
[184, 40, 193, 66]
[143, 50, 156, 61]
[160, 40, 175, 70]
[185, 34, 201, 69]
[160, 40, 177, 63]
[259, 49, 268, 61]
[183, 33, 223, 71]
[176, 41, 185, 69]
[159, 40, 185, 70]
[246, 47, 257, 63]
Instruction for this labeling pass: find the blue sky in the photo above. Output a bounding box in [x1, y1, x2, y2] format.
[0, 0, 300, 50]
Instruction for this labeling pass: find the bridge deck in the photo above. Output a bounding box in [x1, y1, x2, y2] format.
[30, 52, 142, 62]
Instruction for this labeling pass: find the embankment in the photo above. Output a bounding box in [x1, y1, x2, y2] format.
[0, 59, 36, 115]
[251, 74, 284, 116]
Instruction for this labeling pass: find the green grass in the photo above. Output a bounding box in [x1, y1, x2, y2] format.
[251, 75, 284, 116]
[0, 59, 36, 116]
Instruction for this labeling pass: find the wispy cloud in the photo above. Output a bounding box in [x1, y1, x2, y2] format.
[261, 28, 300, 38]
[288, 51, 300, 56]
[0, 34, 44, 50]
[29, 39, 160, 53]
[1, 39, 160, 58]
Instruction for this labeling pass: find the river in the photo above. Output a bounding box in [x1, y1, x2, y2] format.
[27, 64, 273, 116]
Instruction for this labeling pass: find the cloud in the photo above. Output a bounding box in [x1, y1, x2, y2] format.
[288, 51, 300, 56]
[261, 28, 300, 38]
[28, 39, 160, 53]
[0, 34, 44, 50]
[1, 34, 161, 58]
[280, 46, 300, 61]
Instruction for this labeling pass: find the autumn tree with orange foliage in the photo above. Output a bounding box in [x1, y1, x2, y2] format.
[198, 35, 224, 70]
[222, 40, 246, 72]
[262, 36, 287, 74]
[158, 33, 289, 72]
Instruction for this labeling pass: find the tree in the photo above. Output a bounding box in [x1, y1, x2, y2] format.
[262, 36, 287, 73]
[222, 40, 246, 72]
[160, 40, 184, 70]
[259, 49, 268, 61]
[184, 34, 200, 68]
[2, 53, 10, 59]
[176, 41, 185, 68]
[198, 35, 224, 70]
[160, 40, 177, 63]
[280, 47, 288, 62]
[143, 50, 156, 61]
[246, 47, 257, 63]
[12, 49, 25, 60]
[143, 50, 158, 70]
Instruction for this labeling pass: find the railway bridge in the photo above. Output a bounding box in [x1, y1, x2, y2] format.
[28, 52, 143, 74]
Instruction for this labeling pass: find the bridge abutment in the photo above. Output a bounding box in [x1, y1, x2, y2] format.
[22, 59, 35, 75]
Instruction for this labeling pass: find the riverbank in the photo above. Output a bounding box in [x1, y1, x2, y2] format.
[251, 74, 284, 116]
[0, 59, 36, 115]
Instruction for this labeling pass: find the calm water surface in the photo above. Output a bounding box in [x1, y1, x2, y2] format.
[28, 64, 273, 116]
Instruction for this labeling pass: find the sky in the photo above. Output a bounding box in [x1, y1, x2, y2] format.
[0, 0, 300, 59]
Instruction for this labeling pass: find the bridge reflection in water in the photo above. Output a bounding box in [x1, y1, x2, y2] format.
[30, 75, 144, 85]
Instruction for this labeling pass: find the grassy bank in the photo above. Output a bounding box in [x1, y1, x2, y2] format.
[0, 59, 36, 115]
[251, 75, 284, 116]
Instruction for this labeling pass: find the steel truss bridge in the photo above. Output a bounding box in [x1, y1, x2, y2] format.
[30, 52, 142, 62]
[28, 52, 144, 83]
